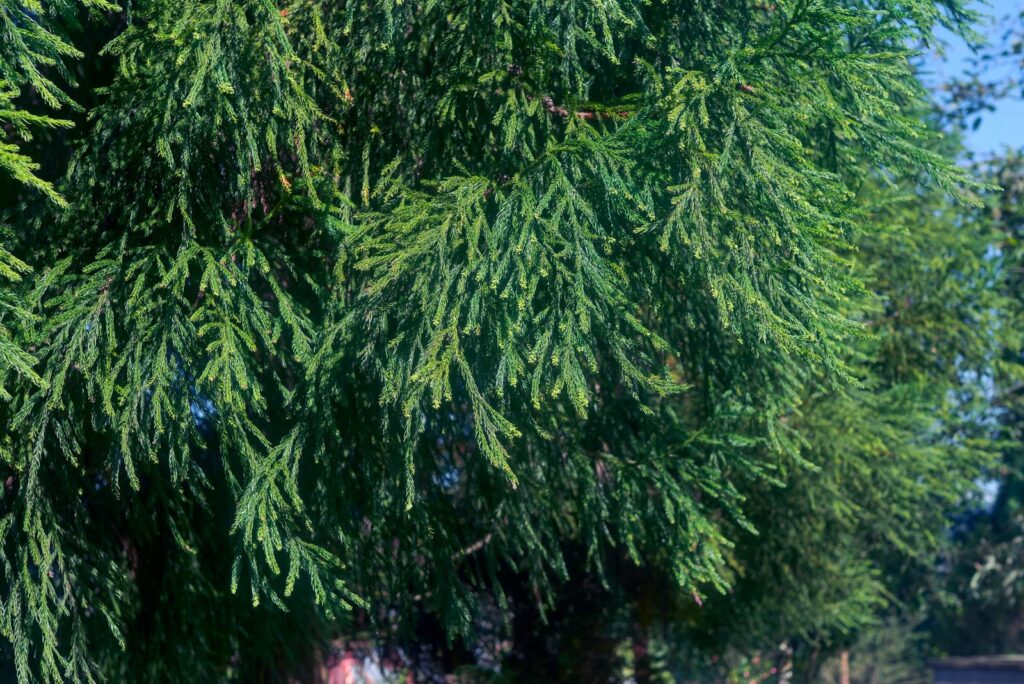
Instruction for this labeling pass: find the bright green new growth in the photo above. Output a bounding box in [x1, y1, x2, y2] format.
[0, 0, 1002, 680]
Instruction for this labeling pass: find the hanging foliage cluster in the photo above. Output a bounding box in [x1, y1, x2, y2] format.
[0, 0, 1005, 680]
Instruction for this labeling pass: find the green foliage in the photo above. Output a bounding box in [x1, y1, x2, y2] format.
[0, 0, 1007, 681]
[924, 150, 1024, 659]
[0, 0, 117, 205]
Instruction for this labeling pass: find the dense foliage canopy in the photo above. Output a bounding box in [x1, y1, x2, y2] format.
[0, 0, 1017, 681]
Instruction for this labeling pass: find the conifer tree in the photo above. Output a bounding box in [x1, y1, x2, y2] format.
[0, 0, 1005, 681]
[495, 117, 1006, 682]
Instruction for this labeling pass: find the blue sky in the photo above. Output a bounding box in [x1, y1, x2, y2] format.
[924, 0, 1024, 155]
